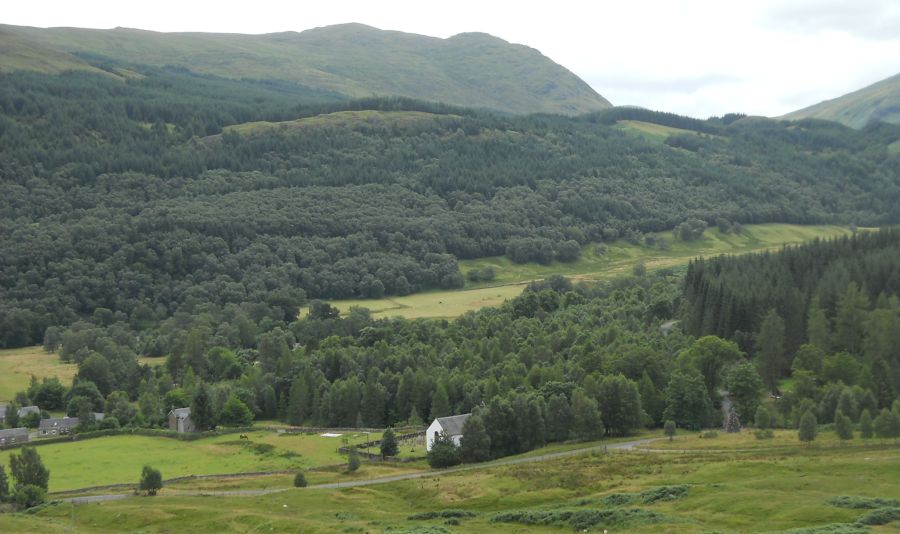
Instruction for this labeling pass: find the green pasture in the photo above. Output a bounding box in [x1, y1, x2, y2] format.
[0, 347, 76, 403]
[6, 436, 898, 533]
[0, 430, 382, 492]
[316, 223, 856, 320]
[615, 119, 720, 142]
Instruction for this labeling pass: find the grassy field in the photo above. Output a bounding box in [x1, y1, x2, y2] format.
[315, 224, 855, 320]
[616, 119, 716, 142]
[0, 430, 385, 492]
[0, 347, 76, 403]
[222, 110, 456, 136]
[640, 427, 875, 450]
[3, 435, 897, 533]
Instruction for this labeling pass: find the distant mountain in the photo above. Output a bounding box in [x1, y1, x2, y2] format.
[0, 23, 611, 115]
[783, 72, 900, 128]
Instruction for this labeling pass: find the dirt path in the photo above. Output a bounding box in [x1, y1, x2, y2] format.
[59, 438, 661, 503]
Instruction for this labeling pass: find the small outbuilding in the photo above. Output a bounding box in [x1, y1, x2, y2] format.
[168, 407, 195, 433]
[0, 427, 29, 446]
[426, 413, 470, 451]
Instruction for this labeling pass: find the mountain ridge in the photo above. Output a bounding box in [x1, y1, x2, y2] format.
[783, 72, 900, 128]
[0, 23, 611, 115]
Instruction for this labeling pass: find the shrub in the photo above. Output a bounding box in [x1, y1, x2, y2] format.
[664, 420, 676, 440]
[700, 430, 718, 439]
[855, 507, 900, 526]
[347, 449, 361, 473]
[828, 496, 900, 509]
[14, 484, 46, 509]
[754, 429, 775, 440]
[139, 466, 162, 496]
[408, 509, 476, 520]
[427, 431, 461, 468]
[293, 472, 308, 488]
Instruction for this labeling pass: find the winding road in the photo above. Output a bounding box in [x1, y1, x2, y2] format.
[60, 437, 661, 504]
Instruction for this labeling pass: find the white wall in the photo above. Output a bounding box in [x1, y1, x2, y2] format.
[426, 419, 442, 451]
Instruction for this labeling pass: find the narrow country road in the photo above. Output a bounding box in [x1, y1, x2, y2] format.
[59, 437, 661, 503]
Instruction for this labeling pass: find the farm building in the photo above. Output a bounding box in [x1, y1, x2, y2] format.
[0, 427, 29, 446]
[39, 417, 79, 436]
[169, 407, 195, 433]
[426, 413, 470, 451]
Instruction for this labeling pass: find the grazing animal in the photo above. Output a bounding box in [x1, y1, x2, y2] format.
[239, 433, 249, 440]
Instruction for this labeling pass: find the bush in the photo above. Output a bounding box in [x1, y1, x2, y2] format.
[828, 496, 900, 509]
[700, 430, 719, 439]
[754, 429, 775, 440]
[139, 466, 162, 496]
[293, 472, 308, 488]
[427, 431, 461, 468]
[663, 420, 676, 440]
[855, 507, 900, 526]
[347, 449, 361, 473]
[408, 509, 477, 520]
[14, 484, 46, 509]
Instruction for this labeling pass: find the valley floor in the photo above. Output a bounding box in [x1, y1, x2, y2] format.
[1, 430, 898, 533]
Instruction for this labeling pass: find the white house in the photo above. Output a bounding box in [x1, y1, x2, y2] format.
[168, 407, 195, 433]
[426, 413, 470, 451]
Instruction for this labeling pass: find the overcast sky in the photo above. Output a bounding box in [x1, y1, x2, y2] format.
[5, 0, 899, 118]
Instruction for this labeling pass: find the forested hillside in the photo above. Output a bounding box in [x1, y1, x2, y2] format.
[1, 66, 900, 347]
[683, 229, 900, 402]
[0, 23, 610, 115]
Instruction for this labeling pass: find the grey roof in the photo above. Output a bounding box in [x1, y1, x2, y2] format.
[18, 406, 40, 417]
[0, 427, 28, 438]
[39, 417, 79, 430]
[434, 413, 471, 436]
[170, 407, 191, 418]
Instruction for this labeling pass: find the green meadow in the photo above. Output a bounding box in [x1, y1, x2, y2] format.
[2, 437, 897, 533]
[0, 347, 76, 403]
[317, 223, 856, 320]
[0, 430, 385, 492]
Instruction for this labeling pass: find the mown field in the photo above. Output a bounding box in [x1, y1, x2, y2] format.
[2, 435, 897, 533]
[319, 224, 856, 320]
[0, 347, 76, 403]
[0, 430, 387, 492]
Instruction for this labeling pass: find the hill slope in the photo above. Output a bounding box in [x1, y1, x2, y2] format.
[0, 23, 610, 115]
[783, 72, 900, 128]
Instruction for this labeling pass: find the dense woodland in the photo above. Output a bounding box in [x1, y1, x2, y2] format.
[2, 65, 900, 347]
[4, 231, 899, 460]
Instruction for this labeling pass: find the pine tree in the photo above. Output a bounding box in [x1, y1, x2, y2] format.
[459, 414, 491, 463]
[798, 411, 817, 443]
[834, 282, 869, 355]
[347, 448, 361, 472]
[380, 427, 399, 457]
[859, 409, 874, 439]
[755, 309, 786, 394]
[834, 409, 853, 441]
[430, 382, 451, 420]
[190, 383, 216, 431]
[806, 297, 831, 352]
[638, 372, 664, 426]
[873, 408, 900, 440]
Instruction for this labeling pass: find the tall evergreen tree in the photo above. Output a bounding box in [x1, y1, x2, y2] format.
[190, 383, 216, 431]
[380, 427, 399, 457]
[806, 297, 831, 352]
[834, 282, 869, 355]
[430, 382, 451, 420]
[755, 309, 786, 394]
[859, 409, 874, 439]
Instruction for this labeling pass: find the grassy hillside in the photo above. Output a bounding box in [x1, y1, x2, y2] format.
[783, 72, 900, 128]
[315, 223, 855, 320]
[0, 23, 610, 115]
[6, 437, 898, 532]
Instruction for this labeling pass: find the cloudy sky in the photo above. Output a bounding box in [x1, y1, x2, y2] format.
[5, 0, 899, 118]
